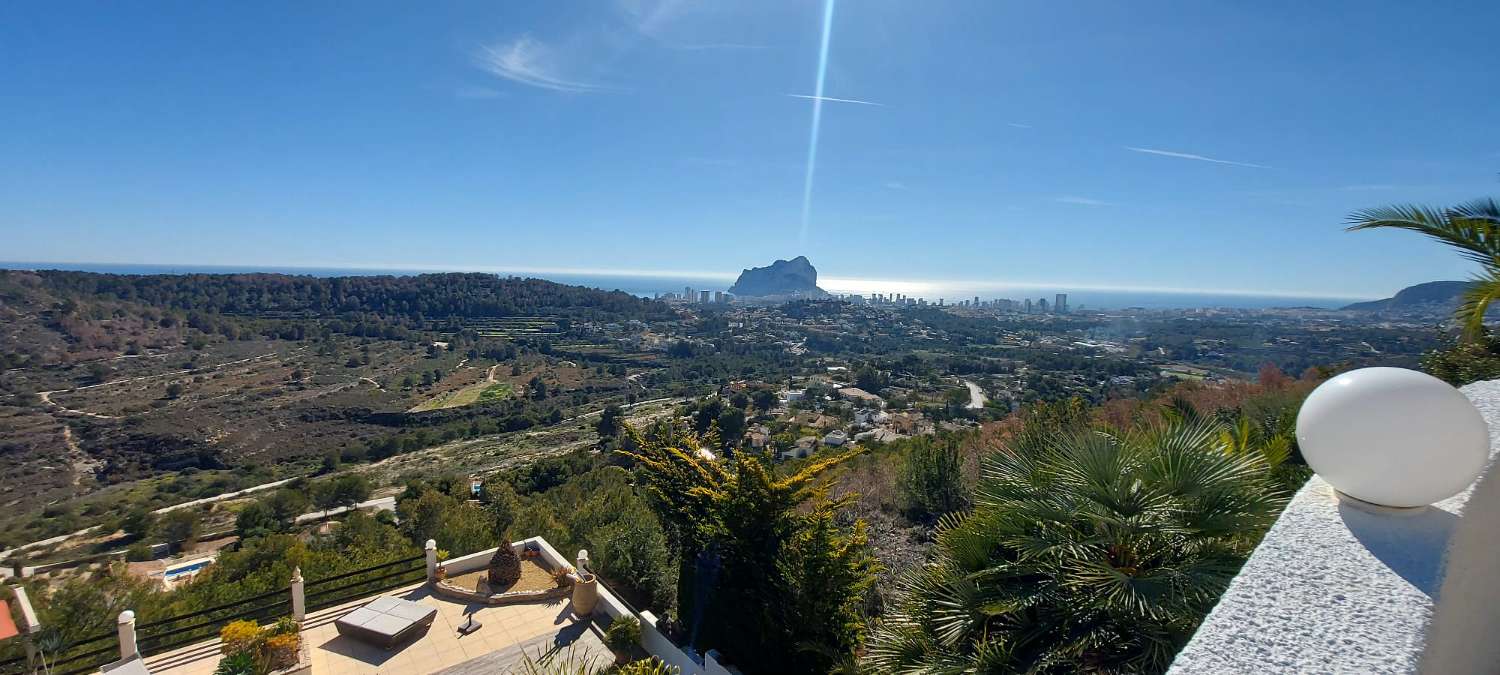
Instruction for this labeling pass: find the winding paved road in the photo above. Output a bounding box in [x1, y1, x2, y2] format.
[963, 380, 988, 410]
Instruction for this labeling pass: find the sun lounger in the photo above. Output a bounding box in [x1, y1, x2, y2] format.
[334, 596, 437, 649]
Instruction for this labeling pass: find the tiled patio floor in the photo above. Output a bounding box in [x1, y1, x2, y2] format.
[143, 581, 610, 675]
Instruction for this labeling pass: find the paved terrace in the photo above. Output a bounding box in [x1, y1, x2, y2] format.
[142, 582, 611, 675]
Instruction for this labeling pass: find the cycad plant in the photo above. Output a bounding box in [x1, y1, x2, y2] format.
[1348, 198, 1500, 340]
[865, 418, 1287, 674]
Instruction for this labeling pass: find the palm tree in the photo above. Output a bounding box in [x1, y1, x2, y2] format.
[864, 417, 1287, 674]
[1347, 198, 1500, 341]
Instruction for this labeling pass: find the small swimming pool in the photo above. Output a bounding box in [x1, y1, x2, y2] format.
[164, 558, 213, 580]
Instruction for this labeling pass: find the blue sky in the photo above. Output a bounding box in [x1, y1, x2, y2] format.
[2, 1, 1497, 299]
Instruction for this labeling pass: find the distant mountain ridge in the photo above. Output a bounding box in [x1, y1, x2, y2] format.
[728, 256, 827, 297]
[1342, 280, 1471, 312]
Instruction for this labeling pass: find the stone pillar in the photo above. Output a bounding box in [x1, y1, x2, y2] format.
[425, 539, 438, 583]
[117, 610, 137, 660]
[290, 567, 305, 622]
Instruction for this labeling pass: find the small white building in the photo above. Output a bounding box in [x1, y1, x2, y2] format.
[854, 408, 890, 427]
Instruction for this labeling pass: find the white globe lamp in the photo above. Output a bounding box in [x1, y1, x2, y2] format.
[1297, 367, 1490, 508]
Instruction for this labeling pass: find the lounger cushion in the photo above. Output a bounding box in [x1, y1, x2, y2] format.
[334, 597, 438, 649]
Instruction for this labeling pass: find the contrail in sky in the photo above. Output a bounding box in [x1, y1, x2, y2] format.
[798, 0, 837, 249]
[786, 93, 882, 106]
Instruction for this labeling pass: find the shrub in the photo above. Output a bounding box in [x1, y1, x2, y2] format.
[615, 657, 679, 675]
[213, 651, 257, 675]
[897, 437, 968, 519]
[591, 508, 676, 611]
[604, 616, 641, 654]
[263, 633, 299, 671]
[124, 542, 153, 562]
[268, 617, 299, 637]
[219, 620, 263, 657]
[865, 416, 1287, 674]
[219, 618, 300, 673]
[1422, 332, 1500, 385]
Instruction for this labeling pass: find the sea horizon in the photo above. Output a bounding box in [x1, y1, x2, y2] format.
[0, 260, 1375, 311]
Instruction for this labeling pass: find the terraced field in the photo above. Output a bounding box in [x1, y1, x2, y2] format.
[409, 381, 514, 412]
[455, 317, 560, 338]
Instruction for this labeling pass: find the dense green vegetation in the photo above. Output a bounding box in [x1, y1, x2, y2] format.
[864, 387, 1308, 674]
[622, 425, 877, 674]
[1424, 331, 1500, 385]
[23, 270, 671, 323]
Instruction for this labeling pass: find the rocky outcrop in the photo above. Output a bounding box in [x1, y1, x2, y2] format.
[1342, 281, 1469, 313]
[728, 256, 827, 297]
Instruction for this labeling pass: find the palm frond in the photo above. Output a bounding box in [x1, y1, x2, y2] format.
[1457, 269, 1500, 341]
[1346, 203, 1500, 267]
[866, 404, 1291, 675]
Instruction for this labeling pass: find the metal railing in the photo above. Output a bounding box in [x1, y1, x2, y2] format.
[7, 551, 431, 675]
[305, 554, 426, 613]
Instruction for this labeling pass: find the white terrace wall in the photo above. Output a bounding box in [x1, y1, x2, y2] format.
[1170, 379, 1500, 674]
[450, 537, 733, 675]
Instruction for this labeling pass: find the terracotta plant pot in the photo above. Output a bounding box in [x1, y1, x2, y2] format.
[571, 573, 599, 616]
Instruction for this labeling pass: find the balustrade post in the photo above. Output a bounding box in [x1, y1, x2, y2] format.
[425, 539, 437, 583]
[117, 610, 137, 660]
[290, 567, 306, 622]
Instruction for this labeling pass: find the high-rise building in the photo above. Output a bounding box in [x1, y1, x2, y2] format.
[700, 290, 711, 304]
[684, 286, 693, 301]
[714, 291, 723, 304]
[1024, 299, 1033, 313]
[1038, 298, 1049, 312]
[974, 296, 980, 307]
[1055, 293, 1068, 314]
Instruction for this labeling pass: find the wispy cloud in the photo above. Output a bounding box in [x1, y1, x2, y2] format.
[476, 36, 614, 93]
[1124, 146, 1270, 169]
[621, 0, 768, 50]
[1006, 122, 1032, 129]
[786, 93, 884, 107]
[1055, 196, 1111, 206]
[884, 181, 908, 190]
